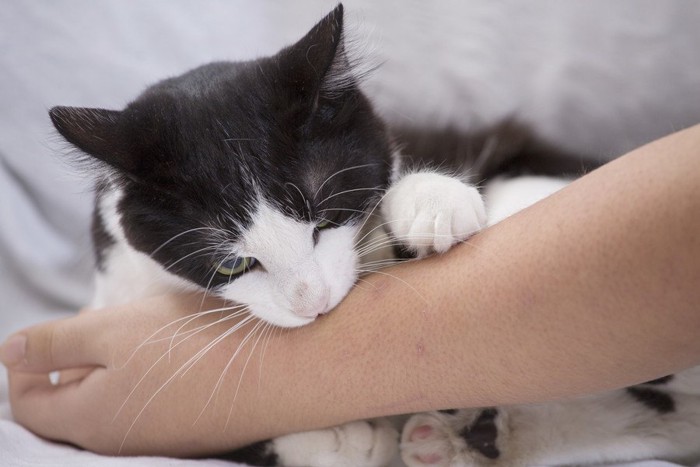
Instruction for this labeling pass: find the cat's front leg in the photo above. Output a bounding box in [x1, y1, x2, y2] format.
[381, 172, 486, 258]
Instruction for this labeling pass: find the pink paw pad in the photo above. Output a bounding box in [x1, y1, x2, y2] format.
[414, 453, 443, 464]
[410, 424, 434, 441]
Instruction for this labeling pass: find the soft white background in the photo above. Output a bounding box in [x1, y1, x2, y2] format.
[1, 1, 699, 465]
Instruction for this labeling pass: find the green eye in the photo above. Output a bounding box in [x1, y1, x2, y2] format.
[316, 219, 331, 229]
[216, 257, 256, 276]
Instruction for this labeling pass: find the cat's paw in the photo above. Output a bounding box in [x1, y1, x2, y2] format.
[401, 409, 508, 467]
[381, 172, 486, 257]
[273, 418, 398, 467]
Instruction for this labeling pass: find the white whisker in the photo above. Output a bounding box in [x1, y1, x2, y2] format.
[318, 186, 383, 207]
[117, 314, 257, 452]
[313, 163, 377, 200]
[192, 317, 262, 425]
[354, 268, 428, 306]
[149, 227, 220, 259]
[225, 319, 268, 429]
[113, 308, 250, 423]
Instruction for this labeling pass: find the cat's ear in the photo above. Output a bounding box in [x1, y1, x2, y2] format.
[49, 106, 135, 172]
[277, 3, 348, 100]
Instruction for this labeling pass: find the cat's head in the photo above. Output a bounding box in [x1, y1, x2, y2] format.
[50, 4, 393, 327]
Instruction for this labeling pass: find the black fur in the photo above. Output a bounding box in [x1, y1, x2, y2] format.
[50, 4, 393, 292]
[459, 408, 500, 459]
[219, 440, 278, 466]
[627, 387, 676, 414]
[394, 120, 603, 183]
[644, 375, 674, 385]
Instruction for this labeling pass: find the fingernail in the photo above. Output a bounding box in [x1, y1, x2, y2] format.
[1, 335, 27, 366]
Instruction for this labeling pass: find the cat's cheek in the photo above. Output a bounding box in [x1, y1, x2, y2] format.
[314, 225, 360, 310]
[215, 225, 360, 328]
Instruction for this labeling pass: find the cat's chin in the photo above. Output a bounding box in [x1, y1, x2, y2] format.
[248, 308, 317, 329]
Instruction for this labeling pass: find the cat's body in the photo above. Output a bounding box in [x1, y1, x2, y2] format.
[50, 5, 700, 467]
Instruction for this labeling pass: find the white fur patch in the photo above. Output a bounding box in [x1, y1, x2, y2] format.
[381, 171, 486, 257]
[273, 419, 398, 467]
[218, 203, 360, 328]
[94, 187, 360, 327]
[484, 175, 570, 226]
[92, 186, 198, 308]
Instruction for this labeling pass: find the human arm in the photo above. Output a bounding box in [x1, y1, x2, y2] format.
[3, 123, 700, 457]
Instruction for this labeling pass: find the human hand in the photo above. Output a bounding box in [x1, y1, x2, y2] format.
[1, 294, 283, 457]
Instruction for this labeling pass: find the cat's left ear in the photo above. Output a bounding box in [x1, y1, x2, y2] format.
[276, 3, 350, 100]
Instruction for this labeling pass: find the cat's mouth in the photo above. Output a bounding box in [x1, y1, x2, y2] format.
[290, 287, 331, 319]
[253, 308, 318, 329]
[235, 284, 340, 329]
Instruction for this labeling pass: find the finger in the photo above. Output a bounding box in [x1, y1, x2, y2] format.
[7, 366, 93, 401]
[1, 293, 227, 374]
[6, 371, 54, 401]
[8, 367, 104, 444]
[0, 313, 109, 373]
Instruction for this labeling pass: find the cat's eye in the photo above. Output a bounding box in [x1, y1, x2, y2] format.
[216, 257, 256, 276]
[316, 219, 331, 229]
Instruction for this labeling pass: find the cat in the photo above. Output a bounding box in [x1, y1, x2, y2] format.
[49, 4, 700, 467]
[49, 4, 481, 466]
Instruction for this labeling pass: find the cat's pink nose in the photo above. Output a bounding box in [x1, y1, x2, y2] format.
[292, 288, 330, 318]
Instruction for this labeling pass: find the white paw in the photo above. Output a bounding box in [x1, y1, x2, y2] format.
[381, 172, 486, 257]
[273, 419, 398, 467]
[401, 413, 456, 467]
[401, 409, 505, 467]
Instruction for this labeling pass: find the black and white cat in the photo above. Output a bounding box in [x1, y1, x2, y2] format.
[49, 4, 700, 467]
[49, 4, 480, 466]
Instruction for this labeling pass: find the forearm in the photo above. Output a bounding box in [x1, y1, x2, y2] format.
[216, 123, 700, 448]
[138, 123, 700, 455]
[6, 124, 700, 456]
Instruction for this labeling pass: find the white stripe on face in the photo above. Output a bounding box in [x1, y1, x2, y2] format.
[219, 203, 360, 328]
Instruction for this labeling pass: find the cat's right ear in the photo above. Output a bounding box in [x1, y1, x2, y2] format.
[49, 106, 134, 172]
[276, 4, 346, 101]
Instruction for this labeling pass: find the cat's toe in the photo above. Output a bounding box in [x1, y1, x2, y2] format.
[273, 418, 398, 467]
[381, 172, 486, 257]
[401, 409, 507, 467]
[401, 413, 454, 467]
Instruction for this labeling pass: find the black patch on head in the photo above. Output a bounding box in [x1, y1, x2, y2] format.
[439, 408, 458, 415]
[459, 408, 500, 459]
[627, 387, 676, 414]
[50, 4, 392, 290]
[644, 374, 674, 385]
[219, 439, 278, 466]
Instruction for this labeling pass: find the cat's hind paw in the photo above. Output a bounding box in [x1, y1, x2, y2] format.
[381, 172, 486, 258]
[273, 418, 398, 467]
[401, 409, 506, 467]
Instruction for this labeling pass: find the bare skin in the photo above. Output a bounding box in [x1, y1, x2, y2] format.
[3, 123, 700, 458]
